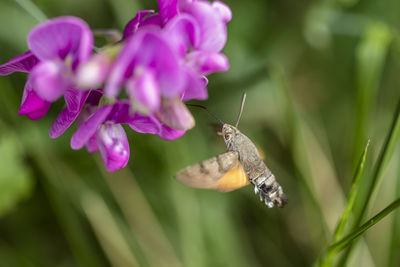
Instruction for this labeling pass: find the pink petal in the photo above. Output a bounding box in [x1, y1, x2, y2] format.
[162, 15, 200, 57]
[141, 14, 162, 28]
[76, 52, 112, 89]
[126, 69, 160, 114]
[64, 89, 88, 113]
[138, 33, 184, 97]
[18, 79, 51, 120]
[122, 10, 155, 39]
[157, 0, 179, 25]
[70, 105, 113, 150]
[159, 124, 186, 140]
[183, 1, 228, 52]
[85, 89, 104, 106]
[129, 114, 185, 140]
[49, 90, 90, 138]
[104, 33, 145, 98]
[181, 69, 208, 101]
[129, 114, 161, 134]
[187, 51, 229, 75]
[28, 16, 93, 70]
[30, 60, 72, 102]
[86, 133, 99, 152]
[97, 123, 130, 172]
[106, 101, 133, 124]
[212, 1, 232, 23]
[0, 51, 39, 75]
[157, 97, 195, 130]
[105, 31, 183, 98]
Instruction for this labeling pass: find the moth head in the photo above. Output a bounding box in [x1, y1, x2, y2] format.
[222, 124, 238, 143]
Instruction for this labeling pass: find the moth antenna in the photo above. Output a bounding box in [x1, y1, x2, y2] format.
[235, 92, 247, 128]
[187, 104, 225, 125]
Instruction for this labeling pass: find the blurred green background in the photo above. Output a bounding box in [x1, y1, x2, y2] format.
[1, 0, 400, 266]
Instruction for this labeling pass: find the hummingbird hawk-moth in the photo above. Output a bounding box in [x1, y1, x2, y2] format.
[175, 93, 288, 208]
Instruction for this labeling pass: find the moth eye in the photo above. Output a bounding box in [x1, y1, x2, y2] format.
[225, 133, 232, 140]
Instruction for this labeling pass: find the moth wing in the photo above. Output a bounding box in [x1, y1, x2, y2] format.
[175, 151, 249, 192]
[215, 161, 249, 192]
[256, 145, 265, 160]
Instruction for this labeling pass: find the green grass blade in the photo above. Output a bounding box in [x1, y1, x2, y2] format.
[81, 191, 139, 267]
[14, 0, 47, 22]
[333, 140, 370, 242]
[317, 140, 370, 266]
[271, 66, 330, 236]
[94, 157, 182, 267]
[339, 96, 400, 265]
[321, 197, 400, 260]
[362, 98, 400, 216]
[28, 136, 105, 267]
[337, 22, 394, 267]
[389, 152, 400, 267]
[353, 22, 392, 165]
[34, 150, 142, 267]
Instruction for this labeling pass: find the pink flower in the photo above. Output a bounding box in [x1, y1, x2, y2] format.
[0, 0, 233, 172]
[0, 17, 94, 124]
[70, 90, 184, 171]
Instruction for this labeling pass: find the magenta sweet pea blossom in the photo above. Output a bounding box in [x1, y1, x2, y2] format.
[49, 89, 91, 138]
[0, 16, 94, 122]
[158, 0, 231, 52]
[70, 90, 184, 171]
[159, 0, 231, 101]
[0, 51, 48, 119]
[71, 97, 131, 172]
[102, 0, 231, 130]
[0, 0, 232, 172]
[104, 30, 196, 130]
[122, 10, 162, 39]
[28, 16, 93, 102]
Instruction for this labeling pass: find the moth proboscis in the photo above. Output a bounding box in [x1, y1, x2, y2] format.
[175, 93, 288, 208]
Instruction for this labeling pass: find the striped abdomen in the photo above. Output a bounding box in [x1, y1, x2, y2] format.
[246, 160, 288, 208]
